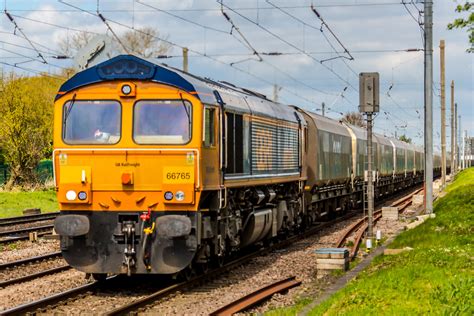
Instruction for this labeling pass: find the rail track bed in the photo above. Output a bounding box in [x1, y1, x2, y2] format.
[335, 186, 423, 259]
[1, 211, 359, 315]
[0, 188, 418, 314]
[0, 212, 59, 228]
[0, 212, 59, 245]
[0, 252, 69, 288]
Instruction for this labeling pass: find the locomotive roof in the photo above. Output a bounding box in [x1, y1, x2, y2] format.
[56, 54, 299, 124]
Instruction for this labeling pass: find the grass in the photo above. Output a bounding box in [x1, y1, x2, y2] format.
[0, 189, 58, 218]
[266, 168, 474, 316]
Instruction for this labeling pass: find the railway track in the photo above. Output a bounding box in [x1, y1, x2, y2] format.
[1, 211, 359, 315]
[0, 212, 59, 228]
[0, 251, 62, 270]
[0, 251, 67, 288]
[0, 187, 423, 314]
[336, 187, 423, 259]
[209, 276, 301, 315]
[0, 225, 55, 244]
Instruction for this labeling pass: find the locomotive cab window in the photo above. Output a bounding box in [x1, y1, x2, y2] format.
[62, 100, 121, 145]
[203, 107, 216, 147]
[133, 100, 192, 144]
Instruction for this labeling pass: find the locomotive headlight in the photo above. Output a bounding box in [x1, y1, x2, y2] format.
[78, 191, 87, 201]
[164, 191, 173, 201]
[66, 190, 77, 201]
[175, 191, 185, 201]
[121, 84, 132, 95]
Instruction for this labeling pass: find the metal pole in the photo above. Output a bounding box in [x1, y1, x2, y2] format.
[424, 0, 433, 213]
[322, 102, 325, 117]
[182, 47, 189, 72]
[440, 40, 446, 187]
[451, 81, 455, 174]
[455, 103, 458, 173]
[367, 113, 374, 238]
[463, 130, 467, 169]
[458, 113, 461, 170]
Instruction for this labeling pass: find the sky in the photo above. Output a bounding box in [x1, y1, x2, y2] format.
[0, 0, 472, 150]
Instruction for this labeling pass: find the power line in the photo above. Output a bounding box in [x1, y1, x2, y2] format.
[135, 0, 228, 34]
[3, 10, 47, 63]
[219, 2, 263, 64]
[0, 2, 407, 13]
[0, 61, 65, 81]
[265, 0, 357, 77]
[217, 1, 357, 91]
[54, 0, 334, 109]
[309, 3, 355, 62]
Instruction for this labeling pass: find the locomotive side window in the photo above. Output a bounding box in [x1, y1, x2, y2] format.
[203, 107, 216, 147]
[133, 100, 192, 144]
[226, 112, 244, 174]
[62, 100, 121, 145]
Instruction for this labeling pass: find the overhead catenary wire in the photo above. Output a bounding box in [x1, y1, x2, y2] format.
[0, 61, 65, 81]
[217, 0, 357, 92]
[2, 2, 404, 13]
[219, 3, 262, 64]
[54, 0, 337, 108]
[3, 10, 47, 64]
[265, 0, 358, 77]
[309, 3, 355, 62]
[135, 0, 228, 34]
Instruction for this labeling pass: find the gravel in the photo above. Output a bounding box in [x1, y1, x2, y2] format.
[141, 215, 366, 315]
[0, 239, 59, 264]
[0, 257, 67, 284]
[0, 220, 54, 234]
[0, 269, 89, 311]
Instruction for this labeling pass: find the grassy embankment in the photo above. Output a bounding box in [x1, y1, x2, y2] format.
[0, 190, 58, 218]
[268, 168, 474, 315]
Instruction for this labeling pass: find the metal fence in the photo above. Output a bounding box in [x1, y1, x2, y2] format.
[0, 160, 53, 185]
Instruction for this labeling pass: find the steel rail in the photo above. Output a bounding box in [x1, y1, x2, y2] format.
[104, 212, 360, 316]
[209, 276, 301, 315]
[0, 231, 53, 245]
[0, 265, 71, 288]
[350, 212, 383, 259]
[0, 224, 54, 238]
[0, 251, 62, 270]
[0, 212, 59, 227]
[336, 186, 423, 250]
[0, 280, 106, 315]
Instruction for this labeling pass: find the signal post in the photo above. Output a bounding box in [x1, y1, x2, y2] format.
[359, 72, 379, 246]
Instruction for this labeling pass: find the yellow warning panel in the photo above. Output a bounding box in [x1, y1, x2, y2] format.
[163, 166, 194, 184]
[59, 166, 91, 184]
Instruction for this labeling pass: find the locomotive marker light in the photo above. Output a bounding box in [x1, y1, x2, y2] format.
[78, 191, 87, 201]
[359, 72, 380, 247]
[164, 191, 174, 201]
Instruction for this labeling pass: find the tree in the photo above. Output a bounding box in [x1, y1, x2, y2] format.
[398, 134, 412, 144]
[59, 27, 171, 59]
[341, 112, 366, 128]
[447, 1, 474, 53]
[0, 74, 60, 188]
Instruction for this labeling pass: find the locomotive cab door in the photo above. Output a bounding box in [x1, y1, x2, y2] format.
[201, 105, 220, 189]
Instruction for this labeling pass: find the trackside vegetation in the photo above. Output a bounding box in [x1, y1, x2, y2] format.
[267, 168, 474, 315]
[0, 190, 58, 218]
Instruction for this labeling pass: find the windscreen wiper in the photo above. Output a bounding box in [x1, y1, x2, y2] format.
[179, 93, 191, 122]
[63, 93, 77, 124]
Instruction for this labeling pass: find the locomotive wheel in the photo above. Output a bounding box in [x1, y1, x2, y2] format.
[198, 261, 209, 274]
[92, 273, 107, 282]
[180, 265, 196, 281]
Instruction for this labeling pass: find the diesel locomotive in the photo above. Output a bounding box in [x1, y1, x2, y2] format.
[53, 55, 442, 279]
